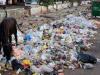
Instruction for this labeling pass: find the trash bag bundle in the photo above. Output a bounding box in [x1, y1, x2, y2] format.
[77, 52, 97, 64]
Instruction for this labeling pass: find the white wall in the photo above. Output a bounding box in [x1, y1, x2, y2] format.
[0, 0, 6, 5]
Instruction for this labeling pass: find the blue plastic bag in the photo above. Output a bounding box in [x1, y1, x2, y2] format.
[24, 34, 32, 41]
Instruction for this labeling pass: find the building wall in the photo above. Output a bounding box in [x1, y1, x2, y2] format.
[0, 7, 26, 22]
[0, 0, 6, 5]
[0, 0, 25, 5]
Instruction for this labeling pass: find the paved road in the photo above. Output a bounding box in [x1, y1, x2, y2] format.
[65, 28, 100, 75]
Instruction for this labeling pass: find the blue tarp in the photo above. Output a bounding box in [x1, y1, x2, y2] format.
[25, 0, 38, 4]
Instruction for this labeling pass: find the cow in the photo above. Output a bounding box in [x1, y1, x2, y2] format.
[0, 17, 18, 64]
[0, 7, 24, 63]
[0, 17, 24, 55]
[0, 17, 18, 44]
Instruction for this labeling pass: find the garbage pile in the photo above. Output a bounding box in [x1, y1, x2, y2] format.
[0, 15, 98, 74]
[17, 15, 52, 32]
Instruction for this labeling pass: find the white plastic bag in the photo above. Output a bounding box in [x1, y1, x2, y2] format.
[40, 65, 53, 72]
[83, 63, 94, 69]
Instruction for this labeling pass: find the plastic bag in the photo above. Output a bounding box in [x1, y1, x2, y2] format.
[70, 50, 78, 61]
[31, 65, 42, 73]
[77, 52, 97, 64]
[23, 45, 33, 52]
[24, 34, 32, 42]
[12, 46, 24, 59]
[40, 65, 53, 72]
[83, 63, 94, 69]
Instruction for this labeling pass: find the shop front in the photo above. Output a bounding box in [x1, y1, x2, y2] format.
[0, 0, 25, 5]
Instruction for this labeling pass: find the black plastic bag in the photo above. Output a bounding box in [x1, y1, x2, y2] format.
[77, 52, 97, 64]
[11, 59, 23, 70]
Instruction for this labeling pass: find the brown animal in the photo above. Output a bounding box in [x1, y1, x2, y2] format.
[0, 17, 19, 61]
[0, 17, 24, 57]
[0, 7, 23, 46]
[0, 17, 18, 45]
[0, 7, 24, 64]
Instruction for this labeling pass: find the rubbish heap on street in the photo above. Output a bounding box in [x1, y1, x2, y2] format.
[0, 15, 98, 74]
